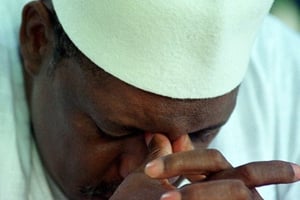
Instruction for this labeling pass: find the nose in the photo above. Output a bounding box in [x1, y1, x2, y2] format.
[119, 135, 148, 178]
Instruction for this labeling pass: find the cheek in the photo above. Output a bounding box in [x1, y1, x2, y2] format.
[48, 123, 124, 197]
[33, 103, 125, 195]
[56, 111, 148, 188]
[118, 136, 149, 178]
[61, 112, 123, 177]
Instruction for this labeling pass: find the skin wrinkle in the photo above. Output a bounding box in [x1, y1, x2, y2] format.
[79, 59, 238, 140]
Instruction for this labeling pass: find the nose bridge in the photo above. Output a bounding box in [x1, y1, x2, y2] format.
[149, 115, 197, 153]
[153, 117, 191, 141]
[164, 127, 188, 141]
[141, 99, 203, 141]
[144, 106, 198, 141]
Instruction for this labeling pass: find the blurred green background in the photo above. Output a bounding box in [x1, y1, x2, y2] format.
[272, 0, 300, 31]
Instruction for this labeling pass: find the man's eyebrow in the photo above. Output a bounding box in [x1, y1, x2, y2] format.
[189, 121, 227, 135]
[103, 119, 227, 138]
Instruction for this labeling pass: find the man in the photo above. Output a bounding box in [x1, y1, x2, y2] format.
[1, 0, 300, 199]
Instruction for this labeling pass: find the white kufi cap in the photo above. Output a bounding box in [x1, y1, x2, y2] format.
[52, 0, 274, 99]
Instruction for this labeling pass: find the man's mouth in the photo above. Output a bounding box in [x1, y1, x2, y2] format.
[80, 181, 121, 200]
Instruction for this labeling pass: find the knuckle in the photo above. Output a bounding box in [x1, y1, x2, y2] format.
[149, 147, 162, 159]
[207, 149, 229, 169]
[239, 165, 259, 185]
[229, 180, 252, 200]
[207, 149, 223, 161]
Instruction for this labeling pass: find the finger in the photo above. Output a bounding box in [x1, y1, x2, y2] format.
[135, 133, 173, 173]
[160, 134, 195, 186]
[251, 189, 264, 200]
[145, 149, 232, 179]
[110, 172, 169, 200]
[172, 134, 194, 153]
[161, 180, 253, 200]
[145, 133, 180, 189]
[146, 133, 173, 160]
[208, 161, 300, 188]
[186, 174, 208, 182]
[172, 174, 207, 188]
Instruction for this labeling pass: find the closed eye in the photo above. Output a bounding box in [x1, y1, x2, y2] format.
[188, 122, 225, 144]
[189, 129, 218, 143]
[97, 125, 143, 140]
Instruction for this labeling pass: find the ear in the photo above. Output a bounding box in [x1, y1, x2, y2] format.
[20, 1, 54, 77]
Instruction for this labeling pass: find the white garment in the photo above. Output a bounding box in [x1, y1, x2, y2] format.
[0, 1, 299, 199]
[0, 0, 65, 199]
[210, 16, 300, 199]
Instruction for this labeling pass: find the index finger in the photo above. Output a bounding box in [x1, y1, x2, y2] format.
[145, 149, 232, 179]
[208, 161, 300, 188]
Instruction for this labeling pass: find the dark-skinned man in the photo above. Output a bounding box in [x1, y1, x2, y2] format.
[1, 0, 300, 199]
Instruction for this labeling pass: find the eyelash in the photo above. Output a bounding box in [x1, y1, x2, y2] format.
[189, 131, 216, 143]
[97, 122, 218, 144]
[97, 125, 142, 140]
[96, 126, 120, 140]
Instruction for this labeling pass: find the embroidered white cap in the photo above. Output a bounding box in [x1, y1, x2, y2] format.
[52, 0, 274, 99]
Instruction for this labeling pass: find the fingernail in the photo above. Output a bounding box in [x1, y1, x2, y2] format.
[145, 159, 164, 178]
[145, 133, 154, 146]
[291, 163, 300, 180]
[168, 176, 180, 185]
[160, 191, 181, 200]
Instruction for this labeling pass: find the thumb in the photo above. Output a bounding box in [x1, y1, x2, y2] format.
[133, 133, 172, 174]
[145, 133, 172, 161]
[144, 133, 172, 178]
[145, 133, 177, 190]
[172, 134, 194, 153]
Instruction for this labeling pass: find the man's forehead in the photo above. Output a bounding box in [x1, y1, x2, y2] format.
[81, 60, 238, 135]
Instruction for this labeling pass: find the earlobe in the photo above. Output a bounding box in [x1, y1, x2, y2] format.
[20, 1, 54, 77]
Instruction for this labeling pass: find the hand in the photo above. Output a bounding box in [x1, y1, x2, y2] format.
[109, 134, 175, 200]
[145, 139, 300, 200]
[111, 133, 300, 200]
